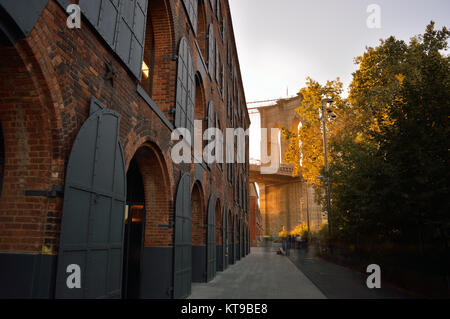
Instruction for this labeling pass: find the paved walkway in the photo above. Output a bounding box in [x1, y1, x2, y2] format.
[287, 245, 415, 299]
[189, 246, 326, 299]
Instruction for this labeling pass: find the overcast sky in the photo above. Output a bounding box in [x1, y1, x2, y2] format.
[228, 0, 450, 160]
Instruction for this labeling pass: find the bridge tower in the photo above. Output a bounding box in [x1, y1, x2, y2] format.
[249, 95, 326, 239]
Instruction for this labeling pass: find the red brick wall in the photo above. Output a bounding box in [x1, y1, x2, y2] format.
[191, 183, 205, 246]
[250, 196, 263, 246]
[0, 0, 249, 256]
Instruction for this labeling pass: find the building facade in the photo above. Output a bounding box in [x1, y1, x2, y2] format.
[249, 182, 263, 246]
[0, 0, 250, 299]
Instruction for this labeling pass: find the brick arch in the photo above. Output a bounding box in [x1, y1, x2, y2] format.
[0, 42, 64, 254]
[195, 72, 207, 120]
[191, 181, 206, 247]
[196, 0, 208, 60]
[146, 0, 177, 113]
[195, 72, 207, 149]
[123, 133, 175, 204]
[227, 208, 234, 263]
[130, 142, 172, 247]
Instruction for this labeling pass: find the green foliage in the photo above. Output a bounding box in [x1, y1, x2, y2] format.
[328, 22, 450, 249]
[283, 21, 449, 296]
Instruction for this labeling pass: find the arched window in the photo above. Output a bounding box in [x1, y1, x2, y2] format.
[216, 0, 221, 21]
[139, 0, 175, 109]
[195, 74, 206, 152]
[79, 0, 148, 79]
[221, 16, 226, 41]
[215, 40, 220, 83]
[141, 4, 154, 96]
[182, 0, 198, 33]
[196, 0, 207, 60]
[208, 24, 215, 77]
[216, 114, 224, 169]
[220, 63, 225, 99]
[227, 81, 232, 124]
[207, 101, 214, 131]
[175, 38, 196, 144]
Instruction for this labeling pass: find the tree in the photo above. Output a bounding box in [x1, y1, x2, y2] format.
[335, 21, 450, 246]
[283, 22, 449, 296]
[281, 77, 351, 186]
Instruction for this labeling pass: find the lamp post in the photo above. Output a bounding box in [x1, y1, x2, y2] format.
[320, 98, 335, 238]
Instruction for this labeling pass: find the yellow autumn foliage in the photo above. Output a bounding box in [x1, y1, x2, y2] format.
[281, 77, 350, 186]
[278, 226, 288, 238]
[290, 222, 308, 237]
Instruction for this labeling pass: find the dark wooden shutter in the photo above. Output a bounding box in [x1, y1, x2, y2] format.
[206, 196, 216, 281]
[238, 174, 242, 207]
[79, 0, 148, 80]
[221, 64, 225, 99]
[208, 24, 214, 77]
[175, 38, 196, 143]
[240, 221, 243, 258]
[215, 41, 220, 83]
[55, 99, 126, 299]
[232, 216, 237, 263]
[233, 165, 237, 202]
[227, 82, 231, 120]
[182, 0, 198, 34]
[174, 173, 192, 299]
[116, 0, 148, 79]
[216, 0, 221, 20]
[0, 0, 49, 45]
[207, 102, 214, 130]
[222, 17, 226, 40]
[237, 90, 241, 120]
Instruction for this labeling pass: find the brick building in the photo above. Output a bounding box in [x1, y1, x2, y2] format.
[249, 182, 263, 246]
[0, 0, 250, 299]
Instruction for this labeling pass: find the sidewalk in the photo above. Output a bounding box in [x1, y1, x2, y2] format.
[189, 246, 326, 299]
[287, 245, 414, 299]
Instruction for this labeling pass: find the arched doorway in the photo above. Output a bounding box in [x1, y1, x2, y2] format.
[236, 218, 241, 261]
[222, 206, 228, 270]
[122, 158, 145, 299]
[191, 182, 206, 283]
[130, 144, 172, 299]
[233, 215, 237, 263]
[248, 224, 251, 254]
[56, 106, 126, 299]
[174, 173, 192, 299]
[215, 199, 223, 272]
[206, 195, 216, 282]
[228, 211, 234, 265]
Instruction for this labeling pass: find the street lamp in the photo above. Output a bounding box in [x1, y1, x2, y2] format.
[320, 98, 335, 238]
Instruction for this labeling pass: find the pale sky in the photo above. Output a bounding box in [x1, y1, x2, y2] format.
[228, 0, 450, 160]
